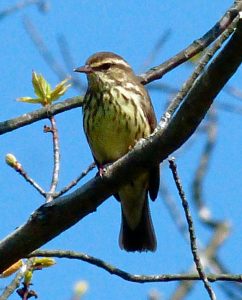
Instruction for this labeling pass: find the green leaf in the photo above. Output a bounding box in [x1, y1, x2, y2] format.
[19, 72, 71, 106]
[32, 71, 47, 98]
[50, 78, 71, 101]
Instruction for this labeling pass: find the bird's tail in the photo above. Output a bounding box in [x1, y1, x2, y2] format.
[119, 199, 157, 252]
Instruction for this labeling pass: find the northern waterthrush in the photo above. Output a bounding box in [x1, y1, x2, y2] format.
[74, 52, 160, 252]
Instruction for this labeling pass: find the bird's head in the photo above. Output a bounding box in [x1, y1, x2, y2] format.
[74, 52, 134, 90]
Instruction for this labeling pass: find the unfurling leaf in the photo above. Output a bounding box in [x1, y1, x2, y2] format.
[32, 71, 51, 99]
[17, 96, 42, 104]
[32, 257, 56, 269]
[50, 78, 71, 101]
[18, 71, 71, 106]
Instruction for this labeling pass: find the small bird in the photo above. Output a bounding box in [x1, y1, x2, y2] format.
[74, 52, 160, 252]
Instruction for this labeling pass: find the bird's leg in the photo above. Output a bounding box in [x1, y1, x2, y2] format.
[97, 163, 112, 177]
[128, 139, 138, 151]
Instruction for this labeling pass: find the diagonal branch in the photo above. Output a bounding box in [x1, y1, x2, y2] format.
[0, 18, 241, 274]
[139, 1, 242, 84]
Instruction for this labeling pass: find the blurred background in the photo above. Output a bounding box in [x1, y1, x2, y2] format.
[0, 1, 241, 299]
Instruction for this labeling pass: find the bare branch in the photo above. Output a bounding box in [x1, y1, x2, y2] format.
[162, 14, 239, 123]
[139, 2, 241, 84]
[170, 222, 231, 300]
[168, 158, 216, 300]
[28, 249, 242, 284]
[0, 96, 83, 136]
[0, 271, 23, 300]
[16, 165, 46, 197]
[45, 116, 60, 202]
[54, 162, 96, 198]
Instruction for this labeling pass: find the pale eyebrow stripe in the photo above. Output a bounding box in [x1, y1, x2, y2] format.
[91, 58, 130, 69]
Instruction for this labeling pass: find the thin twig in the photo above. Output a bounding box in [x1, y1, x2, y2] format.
[171, 221, 230, 300]
[57, 35, 85, 91]
[159, 14, 240, 126]
[0, 271, 23, 300]
[217, 102, 242, 115]
[28, 249, 242, 284]
[23, 16, 68, 81]
[45, 116, 60, 202]
[192, 110, 218, 227]
[159, 179, 189, 242]
[139, 2, 241, 84]
[168, 158, 216, 300]
[148, 82, 178, 95]
[16, 166, 46, 197]
[141, 29, 172, 70]
[224, 84, 242, 101]
[54, 162, 96, 198]
[0, 0, 48, 20]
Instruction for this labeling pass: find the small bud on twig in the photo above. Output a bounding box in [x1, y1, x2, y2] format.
[5, 153, 22, 171]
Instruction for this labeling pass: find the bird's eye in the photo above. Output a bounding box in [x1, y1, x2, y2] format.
[101, 63, 111, 70]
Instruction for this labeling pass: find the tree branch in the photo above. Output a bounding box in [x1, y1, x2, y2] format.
[28, 249, 242, 284]
[169, 158, 216, 300]
[0, 18, 241, 274]
[139, 1, 242, 84]
[0, 96, 83, 135]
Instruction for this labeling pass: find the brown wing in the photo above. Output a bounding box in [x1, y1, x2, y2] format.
[137, 80, 160, 201]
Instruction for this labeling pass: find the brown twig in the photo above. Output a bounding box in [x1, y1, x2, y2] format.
[159, 14, 240, 126]
[0, 96, 83, 136]
[28, 249, 242, 284]
[54, 162, 96, 198]
[171, 222, 231, 300]
[16, 166, 46, 197]
[0, 271, 23, 300]
[168, 158, 216, 300]
[139, 2, 241, 84]
[45, 116, 60, 202]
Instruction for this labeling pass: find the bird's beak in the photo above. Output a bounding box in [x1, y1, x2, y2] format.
[73, 65, 93, 74]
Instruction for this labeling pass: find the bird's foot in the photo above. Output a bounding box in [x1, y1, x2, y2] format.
[98, 163, 112, 177]
[128, 140, 138, 151]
